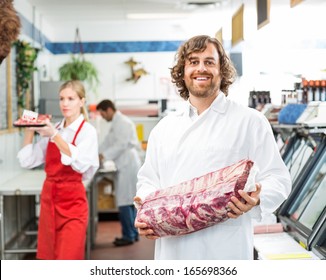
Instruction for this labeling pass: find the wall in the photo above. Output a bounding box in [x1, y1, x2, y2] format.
[2, 0, 326, 184]
[226, 0, 326, 106]
[12, 0, 326, 107]
[1, 0, 324, 261]
[0, 132, 24, 185]
[49, 52, 178, 104]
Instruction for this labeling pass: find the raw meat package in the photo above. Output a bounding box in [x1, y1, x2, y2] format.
[136, 159, 257, 237]
[13, 109, 51, 127]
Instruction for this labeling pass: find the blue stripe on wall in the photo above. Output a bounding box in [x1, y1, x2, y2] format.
[18, 12, 182, 54]
[50, 40, 183, 54]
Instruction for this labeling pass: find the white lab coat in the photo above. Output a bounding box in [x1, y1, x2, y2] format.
[99, 111, 142, 206]
[136, 93, 292, 260]
[17, 115, 99, 181]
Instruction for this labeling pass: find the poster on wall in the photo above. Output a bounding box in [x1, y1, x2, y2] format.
[257, 0, 270, 30]
[232, 4, 244, 47]
[290, 0, 304, 8]
[215, 28, 223, 44]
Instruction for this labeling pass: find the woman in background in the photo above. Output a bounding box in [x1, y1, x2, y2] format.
[17, 80, 99, 260]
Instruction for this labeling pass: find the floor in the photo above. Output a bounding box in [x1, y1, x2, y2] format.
[90, 220, 155, 260]
[23, 220, 155, 260]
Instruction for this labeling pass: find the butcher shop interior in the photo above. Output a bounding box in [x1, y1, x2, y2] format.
[1, 0, 326, 265]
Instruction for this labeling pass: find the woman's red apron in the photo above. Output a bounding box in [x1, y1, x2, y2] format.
[37, 120, 88, 260]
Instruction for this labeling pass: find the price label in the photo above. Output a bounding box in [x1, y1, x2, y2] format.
[22, 109, 38, 122]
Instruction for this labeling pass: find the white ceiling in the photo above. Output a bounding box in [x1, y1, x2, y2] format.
[25, 0, 255, 25]
[25, 0, 326, 26]
[26, 0, 230, 22]
[24, 0, 326, 42]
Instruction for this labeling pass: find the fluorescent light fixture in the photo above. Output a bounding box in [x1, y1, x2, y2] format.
[126, 13, 189, 20]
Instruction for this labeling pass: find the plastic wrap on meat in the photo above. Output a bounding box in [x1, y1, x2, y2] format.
[136, 159, 257, 237]
[13, 113, 52, 127]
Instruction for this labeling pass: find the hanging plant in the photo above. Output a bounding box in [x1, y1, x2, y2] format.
[59, 54, 99, 90]
[14, 40, 38, 108]
[58, 28, 99, 92]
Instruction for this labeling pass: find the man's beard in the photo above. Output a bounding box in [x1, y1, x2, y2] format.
[187, 81, 220, 98]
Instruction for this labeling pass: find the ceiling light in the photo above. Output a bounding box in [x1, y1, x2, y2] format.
[187, 1, 218, 6]
[126, 13, 189, 20]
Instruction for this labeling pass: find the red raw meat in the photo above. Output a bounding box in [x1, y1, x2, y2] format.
[136, 159, 255, 237]
[13, 114, 52, 127]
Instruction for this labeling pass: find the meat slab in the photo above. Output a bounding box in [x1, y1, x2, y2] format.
[13, 113, 51, 127]
[136, 159, 255, 237]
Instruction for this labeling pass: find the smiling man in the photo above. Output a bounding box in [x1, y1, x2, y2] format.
[134, 35, 291, 260]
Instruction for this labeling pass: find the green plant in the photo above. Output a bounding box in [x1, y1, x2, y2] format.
[59, 54, 99, 91]
[14, 40, 38, 108]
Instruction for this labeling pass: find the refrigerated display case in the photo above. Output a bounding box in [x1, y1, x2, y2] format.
[278, 135, 326, 250]
[279, 131, 298, 158]
[310, 212, 326, 259]
[282, 131, 318, 184]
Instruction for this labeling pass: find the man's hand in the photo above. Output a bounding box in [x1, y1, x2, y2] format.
[227, 183, 261, 219]
[99, 154, 104, 164]
[134, 196, 159, 240]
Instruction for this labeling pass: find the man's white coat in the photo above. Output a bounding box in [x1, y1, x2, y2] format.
[136, 93, 291, 259]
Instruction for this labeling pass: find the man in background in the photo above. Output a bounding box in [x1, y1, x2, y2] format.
[97, 99, 141, 246]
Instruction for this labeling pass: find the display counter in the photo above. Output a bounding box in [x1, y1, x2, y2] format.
[254, 232, 320, 260]
[255, 127, 326, 260]
[89, 168, 117, 248]
[0, 170, 92, 260]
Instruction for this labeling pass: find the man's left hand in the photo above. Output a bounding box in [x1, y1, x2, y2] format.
[227, 183, 261, 219]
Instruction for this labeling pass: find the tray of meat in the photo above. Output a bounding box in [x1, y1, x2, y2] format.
[136, 159, 258, 237]
[13, 110, 52, 127]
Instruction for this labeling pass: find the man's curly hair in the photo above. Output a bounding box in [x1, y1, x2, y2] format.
[170, 35, 236, 100]
[0, 0, 21, 64]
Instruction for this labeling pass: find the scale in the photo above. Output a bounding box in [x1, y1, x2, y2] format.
[296, 101, 326, 126]
[302, 102, 326, 127]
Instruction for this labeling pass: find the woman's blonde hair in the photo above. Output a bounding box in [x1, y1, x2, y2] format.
[59, 80, 89, 121]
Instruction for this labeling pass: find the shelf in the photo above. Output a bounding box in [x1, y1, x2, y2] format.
[97, 208, 118, 213]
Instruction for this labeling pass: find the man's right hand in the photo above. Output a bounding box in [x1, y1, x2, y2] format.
[134, 196, 159, 240]
[99, 154, 104, 163]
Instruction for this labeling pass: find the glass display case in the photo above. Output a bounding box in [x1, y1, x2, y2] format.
[278, 136, 326, 250]
[279, 131, 298, 158]
[282, 132, 317, 184]
[310, 213, 326, 259]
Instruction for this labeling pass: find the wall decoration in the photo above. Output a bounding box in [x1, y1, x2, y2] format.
[257, 0, 270, 30]
[290, 0, 304, 8]
[215, 28, 223, 44]
[125, 57, 148, 83]
[232, 4, 244, 47]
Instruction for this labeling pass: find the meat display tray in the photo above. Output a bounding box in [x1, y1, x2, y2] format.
[13, 123, 46, 127]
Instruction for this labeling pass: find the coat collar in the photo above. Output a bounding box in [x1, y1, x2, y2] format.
[210, 91, 228, 114]
[112, 111, 122, 123]
[184, 91, 228, 118]
[58, 114, 84, 131]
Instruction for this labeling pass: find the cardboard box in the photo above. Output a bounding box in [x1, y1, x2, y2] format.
[97, 178, 116, 210]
